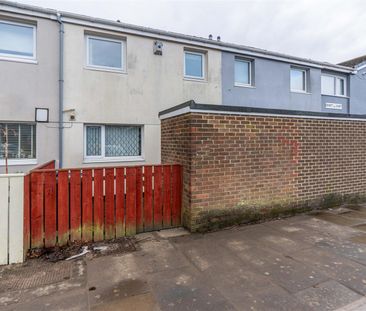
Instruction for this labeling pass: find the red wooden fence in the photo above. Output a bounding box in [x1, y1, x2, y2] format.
[23, 164, 182, 250]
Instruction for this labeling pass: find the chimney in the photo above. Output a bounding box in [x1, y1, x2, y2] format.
[217, 36, 221, 42]
[208, 34, 213, 40]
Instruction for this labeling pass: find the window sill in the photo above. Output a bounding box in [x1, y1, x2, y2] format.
[321, 94, 349, 99]
[234, 83, 255, 89]
[183, 77, 207, 83]
[0, 159, 37, 166]
[84, 66, 127, 74]
[83, 156, 145, 164]
[0, 56, 38, 65]
[291, 90, 312, 95]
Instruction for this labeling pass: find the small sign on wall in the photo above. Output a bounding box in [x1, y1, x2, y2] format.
[325, 103, 343, 110]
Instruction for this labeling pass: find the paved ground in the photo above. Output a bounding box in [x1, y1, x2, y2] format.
[3, 205, 366, 310]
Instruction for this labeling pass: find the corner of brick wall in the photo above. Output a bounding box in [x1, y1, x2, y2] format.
[161, 112, 366, 232]
[161, 113, 194, 230]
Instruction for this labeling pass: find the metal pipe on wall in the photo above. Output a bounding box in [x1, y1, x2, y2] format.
[56, 12, 64, 168]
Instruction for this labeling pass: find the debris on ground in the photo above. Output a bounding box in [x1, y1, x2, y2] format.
[93, 246, 109, 252]
[65, 246, 90, 261]
[26, 237, 136, 262]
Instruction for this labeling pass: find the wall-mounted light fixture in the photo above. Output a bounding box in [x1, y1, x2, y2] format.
[35, 108, 49, 123]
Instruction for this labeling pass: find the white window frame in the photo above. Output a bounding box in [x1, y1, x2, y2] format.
[234, 57, 252, 87]
[290, 67, 308, 93]
[0, 122, 37, 166]
[184, 50, 205, 80]
[84, 124, 144, 163]
[85, 35, 125, 72]
[0, 19, 37, 62]
[321, 74, 347, 97]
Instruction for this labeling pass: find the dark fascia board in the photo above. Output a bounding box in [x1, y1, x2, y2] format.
[159, 100, 366, 120]
[0, 0, 353, 73]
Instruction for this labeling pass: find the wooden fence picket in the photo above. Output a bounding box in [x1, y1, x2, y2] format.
[57, 171, 69, 246]
[93, 169, 104, 241]
[44, 171, 56, 248]
[82, 169, 93, 242]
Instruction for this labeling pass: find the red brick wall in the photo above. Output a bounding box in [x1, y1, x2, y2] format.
[161, 112, 366, 231]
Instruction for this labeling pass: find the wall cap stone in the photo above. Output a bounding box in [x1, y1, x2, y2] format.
[159, 100, 366, 121]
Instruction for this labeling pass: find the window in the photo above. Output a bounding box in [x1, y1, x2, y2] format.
[184, 51, 204, 79]
[235, 58, 252, 86]
[85, 125, 142, 161]
[321, 74, 346, 96]
[0, 20, 36, 60]
[0, 123, 36, 160]
[290, 67, 307, 92]
[86, 35, 124, 71]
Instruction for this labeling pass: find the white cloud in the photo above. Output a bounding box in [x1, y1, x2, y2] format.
[15, 0, 366, 63]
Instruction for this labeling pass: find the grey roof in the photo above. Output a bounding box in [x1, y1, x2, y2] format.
[339, 55, 366, 68]
[0, 0, 354, 73]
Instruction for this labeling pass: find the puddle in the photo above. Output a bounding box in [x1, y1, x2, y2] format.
[91, 279, 149, 302]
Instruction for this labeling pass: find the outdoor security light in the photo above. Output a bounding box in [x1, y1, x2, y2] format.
[35, 108, 49, 123]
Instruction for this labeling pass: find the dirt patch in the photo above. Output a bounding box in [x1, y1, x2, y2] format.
[27, 237, 136, 262]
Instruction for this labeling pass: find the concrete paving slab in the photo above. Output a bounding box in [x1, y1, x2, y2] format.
[148, 266, 236, 311]
[352, 224, 366, 232]
[155, 228, 190, 239]
[285, 216, 361, 239]
[315, 236, 366, 266]
[201, 262, 311, 311]
[134, 239, 191, 274]
[295, 280, 362, 310]
[87, 254, 150, 307]
[223, 240, 328, 293]
[315, 213, 366, 227]
[336, 297, 366, 311]
[2, 288, 89, 311]
[177, 238, 246, 272]
[91, 292, 160, 311]
[291, 247, 366, 295]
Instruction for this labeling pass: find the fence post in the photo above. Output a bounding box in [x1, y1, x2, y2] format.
[0, 174, 25, 265]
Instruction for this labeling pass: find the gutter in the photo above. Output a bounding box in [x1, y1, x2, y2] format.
[56, 12, 64, 168]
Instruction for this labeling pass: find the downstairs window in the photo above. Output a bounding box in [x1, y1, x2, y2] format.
[85, 125, 142, 161]
[0, 123, 36, 160]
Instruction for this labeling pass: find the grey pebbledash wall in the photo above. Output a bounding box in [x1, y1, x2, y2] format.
[221, 52, 350, 114]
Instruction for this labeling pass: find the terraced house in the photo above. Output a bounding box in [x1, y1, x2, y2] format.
[0, 0, 365, 173]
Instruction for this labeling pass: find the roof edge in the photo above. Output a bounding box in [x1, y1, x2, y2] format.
[0, 0, 354, 73]
[159, 101, 366, 121]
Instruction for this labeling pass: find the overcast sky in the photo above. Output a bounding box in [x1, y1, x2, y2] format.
[17, 0, 366, 64]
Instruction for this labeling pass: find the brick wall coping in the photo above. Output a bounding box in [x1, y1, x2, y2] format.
[159, 100, 366, 121]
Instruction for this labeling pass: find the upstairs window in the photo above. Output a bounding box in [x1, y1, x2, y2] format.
[85, 125, 142, 161]
[290, 67, 308, 93]
[0, 20, 36, 60]
[184, 51, 205, 79]
[235, 57, 252, 86]
[0, 123, 36, 160]
[86, 35, 124, 71]
[321, 75, 346, 96]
